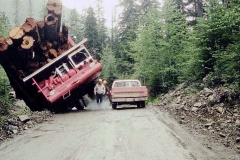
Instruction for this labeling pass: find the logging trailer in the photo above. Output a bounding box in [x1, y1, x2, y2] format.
[0, 0, 102, 112]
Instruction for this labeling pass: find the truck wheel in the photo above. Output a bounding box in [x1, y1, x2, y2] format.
[112, 103, 117, 109]
[141, 101, 145, 108]
[137, 102, 141, 108]
[76, 99, 84, 110]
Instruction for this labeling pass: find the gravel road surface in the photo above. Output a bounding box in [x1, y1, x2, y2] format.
[0, 100, 238, 160]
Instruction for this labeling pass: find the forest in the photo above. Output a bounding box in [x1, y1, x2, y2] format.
[0, 0, 239, 99]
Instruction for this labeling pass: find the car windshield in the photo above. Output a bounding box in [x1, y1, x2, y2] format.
[114, 81, 140, 87]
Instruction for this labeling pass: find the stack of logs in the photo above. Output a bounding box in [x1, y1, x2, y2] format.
[0, 0, 70, 78]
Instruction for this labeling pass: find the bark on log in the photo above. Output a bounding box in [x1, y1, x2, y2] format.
[21, 36, 34, 49]
[46, 0, 62, 15]
[61, 23, 68, 44]
[37, 21, 45, 41]
[44, 14, 58, 42]
[0, 36, 9, 52]
[9, 26, 24, 39]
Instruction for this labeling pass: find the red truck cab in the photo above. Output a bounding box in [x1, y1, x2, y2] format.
[109, 79, 148, 109]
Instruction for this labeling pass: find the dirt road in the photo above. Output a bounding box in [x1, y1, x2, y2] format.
[0, 100, 238, 160]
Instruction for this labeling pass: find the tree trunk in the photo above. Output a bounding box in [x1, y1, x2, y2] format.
[197, 0, 203, 17]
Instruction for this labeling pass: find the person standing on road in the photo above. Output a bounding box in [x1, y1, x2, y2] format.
[103, 80, 109, 95]
[103, 80, 110, 101]
[94, 79, 106, 103]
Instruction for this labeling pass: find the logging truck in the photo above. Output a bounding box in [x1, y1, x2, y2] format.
[0, 0, 102, 111]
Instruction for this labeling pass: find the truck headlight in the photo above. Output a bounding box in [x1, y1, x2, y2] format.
[49, 90, 55, 96]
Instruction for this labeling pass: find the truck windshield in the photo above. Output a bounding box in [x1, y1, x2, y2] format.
[72, 52, 88, 64]
[114, 81, 140, 87]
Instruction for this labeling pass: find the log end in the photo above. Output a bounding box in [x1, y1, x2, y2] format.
[9, 26, 24, 39]
[21, 36, 34, 49]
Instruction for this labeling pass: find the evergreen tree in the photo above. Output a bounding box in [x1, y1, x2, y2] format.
[131, 0, 190, 95]
[100, 45, 118, 83]
[0, 12, 10, 37]
[68, 8, 82, 43]
[13, 0, 21, 25]
[94, 0, 108, 52]
[82, 7, 100, 56]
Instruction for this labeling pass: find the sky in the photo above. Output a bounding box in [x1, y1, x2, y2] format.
[61, 0, 119, 28]
[61, 0, 163, 28]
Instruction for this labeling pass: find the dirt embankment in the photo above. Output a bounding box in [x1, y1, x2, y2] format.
[155, 84, 240, 153]
[0, 101, 53, 143]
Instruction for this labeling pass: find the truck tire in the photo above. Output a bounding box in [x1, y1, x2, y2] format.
[141, 101, 145, 108]
[112, 103, 117, 109]
[137, 102, 141, 108]
[76, 99, 85, 110]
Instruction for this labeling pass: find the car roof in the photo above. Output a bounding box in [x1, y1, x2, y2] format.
[113, 79, 140, 82]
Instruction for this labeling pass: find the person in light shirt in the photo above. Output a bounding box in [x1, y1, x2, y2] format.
[94, 79, 106, 103]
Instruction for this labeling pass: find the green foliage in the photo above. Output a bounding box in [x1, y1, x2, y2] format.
[94, 0, 108, 53]
[195, 2, 240, 88]
[100, 45, 118, 83]
[12, 105, 31, 116]
[68, 8, 83, 43]
[0, 12, 10, 37]
[0, 66, 13, 116]
[82, 7, 100, 54]
[130, 0, 191, 97]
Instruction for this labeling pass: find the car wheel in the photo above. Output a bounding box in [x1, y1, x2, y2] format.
[112, 103, 117, 109]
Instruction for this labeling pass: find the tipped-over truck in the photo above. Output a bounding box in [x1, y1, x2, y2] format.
[0, 38, 102, 111]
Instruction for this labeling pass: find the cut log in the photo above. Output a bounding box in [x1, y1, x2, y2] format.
[27, 61, 40, 73]
[58, 32, 64, 44]
[40, 40, 52, 51]
[0, 36, 9, 52]
[22, 18, 37, 32]
[22, 18, 41, 43]
[62, 23, 68, 43]
[46, 0, 62, 15]
[37, 21, 45, 41]
[49, 48, 58, 58]
[21, 36, 34, 49]
[5, 37, 13, 45]
[9, 26, 24, 39]
[44, 14, 58, 41]
[52, 41, 58, 49]
[58, 44, 68, 55]
[46, 0, 62, 33]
